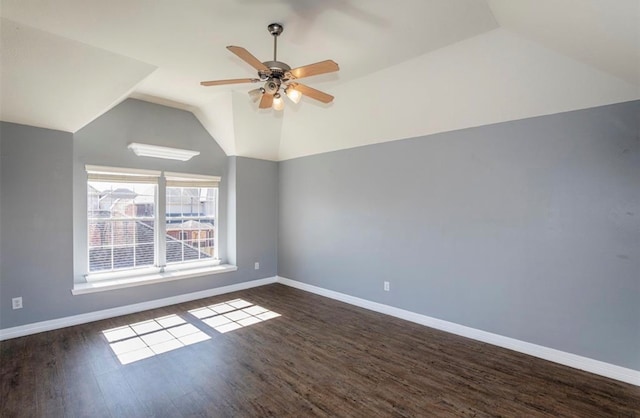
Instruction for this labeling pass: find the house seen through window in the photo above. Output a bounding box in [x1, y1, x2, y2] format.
[87, 166, 220, 275]
[166, 186, 217, 264]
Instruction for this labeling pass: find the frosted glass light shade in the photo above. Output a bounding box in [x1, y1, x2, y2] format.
[285, 87, 302, 104]
[272, 93, 284, 111]
[248, 88, 264, 102]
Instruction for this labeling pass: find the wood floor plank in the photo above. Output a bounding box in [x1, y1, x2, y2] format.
[61, 365, 110, 418]
[34, 352, 65, 417]
[3, 333, 40, 418]
[171, 388, 230, 418]
[95, 369, 147, 418]
[1, 284, 639, 417]
[121, 357, 186, 417]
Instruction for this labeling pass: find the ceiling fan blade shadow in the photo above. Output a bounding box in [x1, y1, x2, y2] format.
[259, 94, 274, 109]
[293, 83, 334, 103]
[287, 60, 339, 80]
[227, 46, 271, 73]
[200, 78, 260, 86]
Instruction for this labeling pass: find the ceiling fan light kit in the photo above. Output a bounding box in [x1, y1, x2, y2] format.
[285, 86, 302, 104]
[201, 23, 339, 111]
[272, 93, 285, 111]
[248, 87, 265, 102]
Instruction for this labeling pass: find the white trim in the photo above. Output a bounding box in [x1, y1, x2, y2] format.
[2, 275, 637, 386]
[0, 277, 277, 341]
[276, 276, 640, 386]
[74, 264, 237, 295]
[128, 143, 200, 161]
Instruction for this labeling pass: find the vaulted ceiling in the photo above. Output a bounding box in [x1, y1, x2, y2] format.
[1, 0, 638, 161]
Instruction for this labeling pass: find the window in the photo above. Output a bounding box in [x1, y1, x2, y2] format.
[86, 166, 220, 277]
[165, 172, 218, 265]
[88, 180, 156, 272]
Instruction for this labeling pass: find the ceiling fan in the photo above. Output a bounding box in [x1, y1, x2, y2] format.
[200, 23, 339, 111]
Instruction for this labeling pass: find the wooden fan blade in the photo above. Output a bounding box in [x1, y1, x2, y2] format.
[287, 60, 339, 80]
[227, 46, 270, 73]
[200, 78, 259, 86]
[294, 83, 334, 104]
[259, 93, 274, 109]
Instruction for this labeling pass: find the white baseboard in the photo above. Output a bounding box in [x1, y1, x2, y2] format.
[276, 276, 640, 386]
[0, 276, 277, 341]
[2, 274, 637, 386]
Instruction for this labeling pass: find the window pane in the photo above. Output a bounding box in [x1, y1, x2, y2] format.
[88, 181, 155, 219]
[88, 180, 156, 273]
[113, 221, 135, 245]
[90, 248, 113, 272]
[166, 240, 184, 264]
[136, 243, 155, 266]
[113, 246, 134, 269]
[136, 221, 154, 243]
[89, 221, 112, 247]
[166, 186, 217, 264]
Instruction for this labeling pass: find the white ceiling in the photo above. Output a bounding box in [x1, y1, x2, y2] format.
[1, 0, 638, 161]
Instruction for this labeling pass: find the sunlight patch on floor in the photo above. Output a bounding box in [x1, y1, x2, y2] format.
[102, 314, 210, 364]
[188, 298, 281, 334]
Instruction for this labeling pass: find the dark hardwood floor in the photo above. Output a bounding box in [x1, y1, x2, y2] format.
[1, 284, 639, 417]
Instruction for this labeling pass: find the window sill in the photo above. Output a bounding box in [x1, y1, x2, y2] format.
[72, 264, 238, 295]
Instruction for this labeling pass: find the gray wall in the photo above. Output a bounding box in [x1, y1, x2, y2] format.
[2, 98, 638, 372]
[235, 156, 278, 276]
[278, 100, 640, 370]
[0, 99, 278, 329]
[1, 123, 74, 328]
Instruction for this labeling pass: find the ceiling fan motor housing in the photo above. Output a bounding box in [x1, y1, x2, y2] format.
[260, 61, 291, 80]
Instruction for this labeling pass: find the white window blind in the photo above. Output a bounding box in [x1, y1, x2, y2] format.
[164, 172, 220, 188]
[86, 165, 161, 183]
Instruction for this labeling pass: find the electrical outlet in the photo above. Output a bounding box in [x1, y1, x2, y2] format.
[254, 262, 260, 270]
[384, 281, 390, 292]
[12, 297, 23, 310]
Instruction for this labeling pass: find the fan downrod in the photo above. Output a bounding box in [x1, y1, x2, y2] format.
[266, 23, 286, 73]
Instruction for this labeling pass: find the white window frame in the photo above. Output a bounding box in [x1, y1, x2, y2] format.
[85, 165, 221, 283]
[164, 172, 220, 267]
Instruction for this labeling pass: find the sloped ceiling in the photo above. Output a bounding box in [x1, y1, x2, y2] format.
[1, 0, 638, 161]
[488, 0, 640, 85]
[280, 28, 639, 160]
[0, 18, 156, 132]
